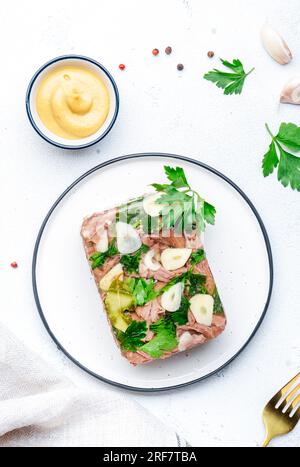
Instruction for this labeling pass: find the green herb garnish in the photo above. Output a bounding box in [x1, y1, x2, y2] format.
[204, 58, 254, 95]
[127, 277, 158, 306]
[170, 296, 190, 325]
[213, 289, 224, 315]
[140, 316, 177, 358]
[117, 320, 147, 352]
[160, 270, 207, 297]
[120, 244, 150, 274]
[263, 123, 300, 191]
[89, 239, 118, 270]
[190, 249, 205, 266]
[152, 166, 216, 233]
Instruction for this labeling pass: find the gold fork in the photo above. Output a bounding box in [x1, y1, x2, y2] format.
[262, 372, 300, 447]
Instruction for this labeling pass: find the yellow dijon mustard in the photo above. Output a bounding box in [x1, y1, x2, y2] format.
[36, 65, 110, 139]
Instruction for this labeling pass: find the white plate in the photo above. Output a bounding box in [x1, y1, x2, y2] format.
[32, 154, 273, 391]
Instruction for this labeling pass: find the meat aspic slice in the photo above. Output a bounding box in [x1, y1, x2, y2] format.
[81, 198, 226, 366]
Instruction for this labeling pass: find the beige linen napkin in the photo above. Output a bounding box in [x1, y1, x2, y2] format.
[0, 323, 186, 447]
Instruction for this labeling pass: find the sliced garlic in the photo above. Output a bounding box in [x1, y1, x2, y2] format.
[280, 76, 300, 104]
[190, 294, 214, 326]
[116, 222, 142, 254]
[261, 24, 292, 65]
[144, 249, 161, 271]
[161, 248, 192, 271]
[178, 332, 193, 352]
[161, 282, 183, 312]
[143, 193, 164, 217]
[99, 264, 123, 291]
[96, 229, 109, 253]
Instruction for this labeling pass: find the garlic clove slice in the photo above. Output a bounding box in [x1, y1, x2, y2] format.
[280, 76, 300, 104]
[261, 24, 292, 65]
[99, 264, 123, 291]
[96, 228, 109, 253]
[116, 222, 142, 254]
[161, 248, 192, 271]
[190, 294, 214, 326]
[178, 331, 193, 352]
[161, 282, 183, 312]
[144, 249, 161, 271]
[143, 193, 165, 217]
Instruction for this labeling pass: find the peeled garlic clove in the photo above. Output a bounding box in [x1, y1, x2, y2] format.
[144, 249, 161, 271]
[116, 222, 142, 254]
[96, 229, 109, 252]
[280, 76, 300, 104]
[161, 283, 183, 312]
[143, 193, 164, 217]
[190, 294, 214, 326]
[161, 248, 192, 271]
[99, 264, 123, 291]
[261, 24, 292, 65]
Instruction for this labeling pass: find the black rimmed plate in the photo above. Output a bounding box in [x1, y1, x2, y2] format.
[26, 55, 119, 150]
[32, 154, 273, 391]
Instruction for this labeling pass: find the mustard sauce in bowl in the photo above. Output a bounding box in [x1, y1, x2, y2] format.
[26, 56, 119, 149]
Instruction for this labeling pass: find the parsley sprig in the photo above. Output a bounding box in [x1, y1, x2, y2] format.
[117, 320, 147, 352]
[89, 239, 118, 270]
[127, 277, 158, 306]
[204, 58, 254, 95]
[190, 249, 205, 266]
[152, 166, 216, 233]
[170, 296, 190, 325]
[263, 123, 300, 191]
[140, 316, 178, 358]
[160, 270, 207, 297]
[120, 245, 149, 274]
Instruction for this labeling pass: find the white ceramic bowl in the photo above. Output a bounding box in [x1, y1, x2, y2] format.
[26, 55, 119, 149]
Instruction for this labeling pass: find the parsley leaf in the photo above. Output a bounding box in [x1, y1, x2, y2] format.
[152, 166, 216, 232]
[164, 166, 189, 188]
[203, 202, 216, 225]
[170, 296, 190, 325]
[262, 123, 300, 191]
[160, 270, 207, 297]
[190, 249, 206, 266]
[204, 58, 254, 95]
[120, 244, 149, 274]
[213, 289, 224, 315]
[128, 278, 158, 306]
[277, 123, 300, 152]
[262, 141, 279, 177]
[140, 316, 177, 358]
[89, 239, 118, 270]
[117, 320, 147, 352]
[277, 147, 300, 191]
[188, 273, 207, 296]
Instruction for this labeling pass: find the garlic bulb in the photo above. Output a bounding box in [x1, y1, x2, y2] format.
[261, 24, 292, 65]
[280, 77, 300, 104]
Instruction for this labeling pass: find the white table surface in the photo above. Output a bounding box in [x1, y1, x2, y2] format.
[1, 0, 299, 447]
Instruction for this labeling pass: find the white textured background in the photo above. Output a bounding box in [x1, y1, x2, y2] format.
[1, 0, 299, 447]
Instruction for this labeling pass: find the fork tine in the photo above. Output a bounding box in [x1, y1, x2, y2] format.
[285, 394, 300, 416]
[281, 372, 300, 395]
[276, 373, 300, 409]
[283, 383, 300, 406]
